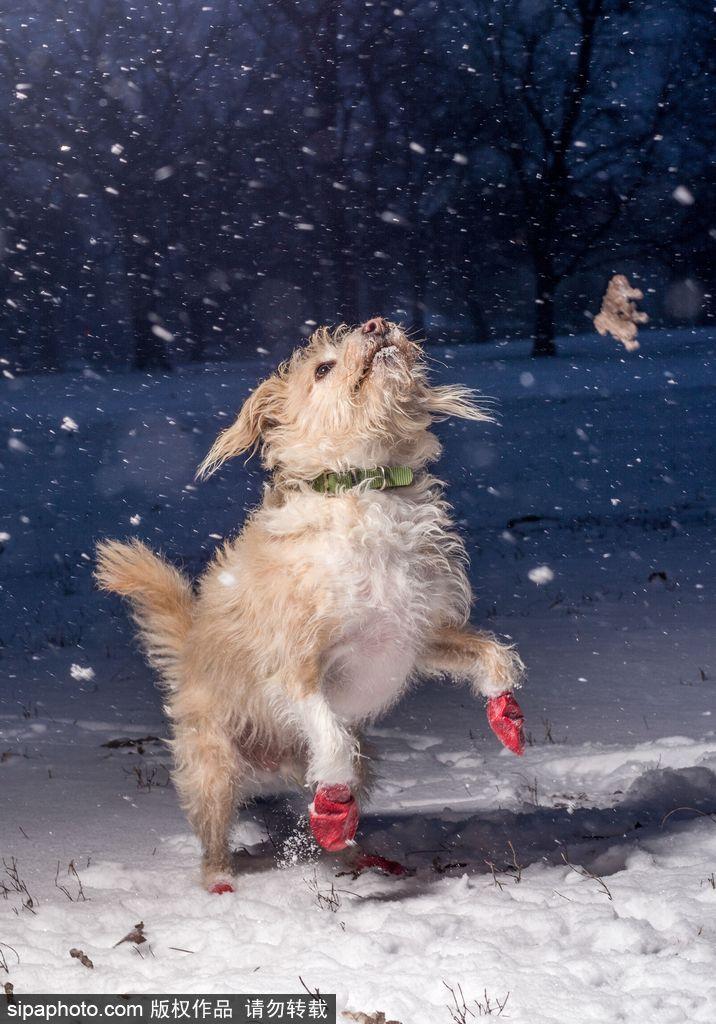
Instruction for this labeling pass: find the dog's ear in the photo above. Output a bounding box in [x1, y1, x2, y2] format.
[423, 384, 493, 423]
[196, 375, 285, 479]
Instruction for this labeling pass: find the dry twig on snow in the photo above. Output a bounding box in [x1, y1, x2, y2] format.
[560, 850, 613, 900]
[114, 921, 146, 947]
[0, 944, 20, 974]
[443, 982, 510, 1020]
[1, 859, 36, 915]
[54, 860, 87, 902]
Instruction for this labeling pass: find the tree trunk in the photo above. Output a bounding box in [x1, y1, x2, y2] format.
[37, 302, 62, 372]
[133, 322, 171, 370]
[408, 226, 428, 335]
[310, 4, 360, 321]
[467, 292, 490, 343]
[182, 298, 209, 363]
[126, 242, 172, 371]
[131, 293, 171, 371]
[532, 272, 558, 357]
[362, 78, 389, 319]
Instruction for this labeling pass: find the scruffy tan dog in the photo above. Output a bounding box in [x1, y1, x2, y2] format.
[96, 318, 526, 891]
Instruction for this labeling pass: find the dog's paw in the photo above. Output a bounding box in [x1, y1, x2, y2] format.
[339, 852, 414, 879]
[486, 691, 525, 755]
[309, 784, 359, 852]
[479, 640, 525, 696]
[209, 880, 235, 895]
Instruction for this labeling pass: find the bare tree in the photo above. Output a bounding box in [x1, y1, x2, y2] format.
[0, 0, 251, 368]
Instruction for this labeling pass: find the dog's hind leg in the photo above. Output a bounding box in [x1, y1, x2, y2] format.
[171, 717, 242, 890]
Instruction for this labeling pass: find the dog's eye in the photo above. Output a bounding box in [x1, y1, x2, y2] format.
[314, 361, 336, 380]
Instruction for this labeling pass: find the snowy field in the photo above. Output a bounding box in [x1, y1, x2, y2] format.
[1, 329, 715, 1022]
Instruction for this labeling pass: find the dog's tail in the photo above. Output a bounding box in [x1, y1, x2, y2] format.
[95, 539, 193, 689]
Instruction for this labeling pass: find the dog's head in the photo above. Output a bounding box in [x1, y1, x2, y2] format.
[197, 318, 491, 483]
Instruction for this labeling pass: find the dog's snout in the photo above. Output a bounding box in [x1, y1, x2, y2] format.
[362, 317, 388, 336]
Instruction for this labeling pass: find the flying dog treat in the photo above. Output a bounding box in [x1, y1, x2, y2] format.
[594, 274, 649, 351]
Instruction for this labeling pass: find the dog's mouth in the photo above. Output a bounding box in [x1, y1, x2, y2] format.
[356, 336, 403, 388]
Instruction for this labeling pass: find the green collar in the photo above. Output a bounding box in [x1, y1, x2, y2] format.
[312, 466, 414, 494]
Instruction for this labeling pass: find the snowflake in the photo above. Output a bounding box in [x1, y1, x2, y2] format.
[70, 664, 95, 682]
[672, 185, 694, 206]
[528, 565, 554, 585]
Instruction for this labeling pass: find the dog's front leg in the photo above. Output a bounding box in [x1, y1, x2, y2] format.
[291, 691, 361, 852]
[294, 692, 359, 787]
[418, 624, 527, 754]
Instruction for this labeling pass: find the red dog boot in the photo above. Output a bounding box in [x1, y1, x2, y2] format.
[487, 692, 525, 755]
[347, 852, 414, 878]
[309, 784, 359, 852]
[209, 880, 235, 895]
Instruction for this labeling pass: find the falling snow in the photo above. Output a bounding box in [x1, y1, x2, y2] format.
[69, 664, 96, 682]
[527, 565, 555, 586]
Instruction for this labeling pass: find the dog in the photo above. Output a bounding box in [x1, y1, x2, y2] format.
[96, 317, 525, 891]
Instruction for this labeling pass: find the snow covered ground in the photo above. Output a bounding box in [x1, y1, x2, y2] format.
[1, 328, 715, 1022]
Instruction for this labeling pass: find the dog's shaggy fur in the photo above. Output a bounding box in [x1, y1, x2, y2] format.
[96, 319, 524, 885]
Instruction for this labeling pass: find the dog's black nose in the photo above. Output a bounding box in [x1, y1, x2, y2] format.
[362, 317, 388, 336]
